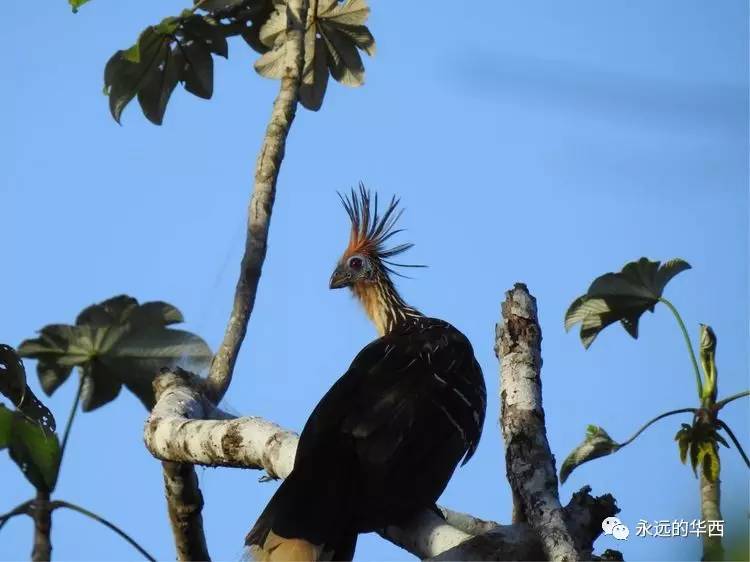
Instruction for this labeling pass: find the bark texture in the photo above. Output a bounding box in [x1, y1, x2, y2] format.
[699, 474, 723, 561]
[162, 461, 210, 562]
[496, 283, 580, 561]
[31, 490, 51, 562]
[152, 370, 210, 561]
[205, 0, 309, 404]
[146, 368, 618, 560]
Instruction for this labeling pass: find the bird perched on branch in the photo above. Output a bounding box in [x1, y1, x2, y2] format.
[246, 184, 486, 561]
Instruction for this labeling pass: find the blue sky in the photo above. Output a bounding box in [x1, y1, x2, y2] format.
[2, 1, 747, 561]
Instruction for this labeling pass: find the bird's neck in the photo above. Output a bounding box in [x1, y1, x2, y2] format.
[352, 276, 422, 336]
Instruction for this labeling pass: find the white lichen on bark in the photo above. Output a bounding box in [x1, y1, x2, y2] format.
[496, 283, 580, 562]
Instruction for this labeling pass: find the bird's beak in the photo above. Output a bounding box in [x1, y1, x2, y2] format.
[329, 267, 351, 289]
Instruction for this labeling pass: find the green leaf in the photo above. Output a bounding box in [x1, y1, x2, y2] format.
[138, 46, 181, 125]
[299, 28, 329, 111]
[324, 0, 371, 26]
[699, 324, 718, 400]
[8, 413, 61, 492]
[565, 258, 691, 348]
[560, 425, 622, 483]
[0, 345, 56, 432]
[19, 296, 211, 412]
[179, 40, 214, 99]
[696, 440, 720, 482]
[104, 27, 172, 123]
[104, 329, 212, 409]
[675, 424, 692, 464]
[254, 36, 287, 80]
[0, 344, 27, 407]
[335, 23, 376, 56]
[319, 22, 365, 86]
[69, 0, 92, 13]
[677, 419, 725, 482]
[182, 16, 229, 58]
[0, 405, 12, 449]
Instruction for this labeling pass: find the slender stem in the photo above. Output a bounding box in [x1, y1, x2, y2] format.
[699, 473, 723, 561]
[715, 390, 750, 410]
[31, 490, 52, 562]
[58, 375, 84, 470]
[0, 499, 33, 533]
[51, 500, 156, 562]
[619, 408, 697, 448]
[716, 419, 750, 469]
[659, 297, 703, 398]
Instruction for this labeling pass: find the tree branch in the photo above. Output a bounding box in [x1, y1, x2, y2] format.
[145, 368, 618, 560]
[0, 499, 33, 532]
[50, 500, 156, 562]
[496, 283, 580, 561]
[150, 370, 211, 561]
[204, 0, 309, 404]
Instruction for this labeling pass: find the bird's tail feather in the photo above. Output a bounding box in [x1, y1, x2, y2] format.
[246, 475, 357, 561]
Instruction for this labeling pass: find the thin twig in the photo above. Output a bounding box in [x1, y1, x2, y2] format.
[58, 375, 84, 469]
[715, 389, 750, 410]
[618, 407, 697, 448]
[51, 500, 156, 562]
[716, 419, 750, 469]
[0, 499, 33, 533]
[659, 297, 703, 398]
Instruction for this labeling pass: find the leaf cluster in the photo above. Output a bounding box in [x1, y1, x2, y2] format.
[255, 0, 375, 110]
[675, 420, 727, 482]
[565, 258, 691, 348]
[18, 295, 211, 412]
[104, 11, 233, 124]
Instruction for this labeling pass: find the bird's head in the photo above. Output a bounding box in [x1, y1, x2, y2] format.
[329, 183, 421, 290]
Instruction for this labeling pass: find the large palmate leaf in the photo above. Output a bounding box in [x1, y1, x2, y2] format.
[104, 13, 232, 124]
[0, 405, 61, 492]
[255, 0, 375, 110]
[18, 295, 211, 411]
[565, 258, 691, 348]
[0, 345, 56, 432]
[560, 425, 621, 483]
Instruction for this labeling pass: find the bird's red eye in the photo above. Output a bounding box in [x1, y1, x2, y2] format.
[349, 257, 363, 270]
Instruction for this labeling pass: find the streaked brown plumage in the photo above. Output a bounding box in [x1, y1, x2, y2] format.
[247, 184, 486, 561]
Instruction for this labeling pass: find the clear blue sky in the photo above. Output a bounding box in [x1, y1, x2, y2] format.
[2, 1, 747, 560]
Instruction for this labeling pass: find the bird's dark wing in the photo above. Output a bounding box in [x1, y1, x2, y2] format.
[294, 317, 486, 522]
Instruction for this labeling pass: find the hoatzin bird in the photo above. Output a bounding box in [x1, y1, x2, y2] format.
[246, 185, 486, 561]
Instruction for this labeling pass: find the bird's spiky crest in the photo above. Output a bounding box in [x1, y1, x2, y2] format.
[338, 183, 424, 277]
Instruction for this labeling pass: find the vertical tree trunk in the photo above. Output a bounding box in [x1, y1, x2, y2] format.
[496, 284, 579, 562]
[700, 474, 723, 561]
[31, 490, 52, 562]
